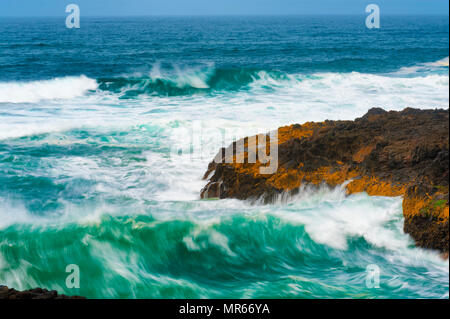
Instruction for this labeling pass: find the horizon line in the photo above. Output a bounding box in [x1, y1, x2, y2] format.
[1, 13, 449, 18]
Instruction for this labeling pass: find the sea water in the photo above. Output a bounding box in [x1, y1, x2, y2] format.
[0, 16, 448, 298]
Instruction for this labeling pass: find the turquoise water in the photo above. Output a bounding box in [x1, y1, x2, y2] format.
[0, 16, 448, 298]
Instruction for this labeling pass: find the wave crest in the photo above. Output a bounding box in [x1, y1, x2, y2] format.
[0, 75, 98, 103]
[97, 64, 289, 97]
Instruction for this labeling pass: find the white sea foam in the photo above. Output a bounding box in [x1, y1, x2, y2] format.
[0, 198, 36, 229]
[271, 188, 408, 251]
[0, 59, 448, 141]
[428, 56, 449, 67]
[393, 56, 449, 75]
[0, 75, 98, 103]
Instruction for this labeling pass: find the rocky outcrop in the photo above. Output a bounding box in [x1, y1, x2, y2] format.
[201, 108, 449, 255]
[0, 285, 85, 299]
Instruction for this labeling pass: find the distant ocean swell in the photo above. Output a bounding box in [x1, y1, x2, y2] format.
[0, 57, 448, 103]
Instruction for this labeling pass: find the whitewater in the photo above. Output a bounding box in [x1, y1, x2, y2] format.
[0, 58, 448, 298]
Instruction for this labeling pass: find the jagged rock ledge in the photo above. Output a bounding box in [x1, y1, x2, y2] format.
[201, 108, 449, 256]
[0, 285, 85, 299]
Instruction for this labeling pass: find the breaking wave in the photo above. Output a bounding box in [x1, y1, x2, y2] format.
[0, 57, 447, 103]
[0, 75, 98, 103]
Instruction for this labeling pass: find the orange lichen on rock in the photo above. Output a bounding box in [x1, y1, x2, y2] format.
[403, 194, 449, 221]
[277, 122, 323, 144]
[345, 176, 407, 197]
[403, 193, 449, 254]
[352, 145, 375, 163]
[267, 166, 359, 190]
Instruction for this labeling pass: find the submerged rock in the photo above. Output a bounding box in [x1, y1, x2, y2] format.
[201, 108, 449, 255]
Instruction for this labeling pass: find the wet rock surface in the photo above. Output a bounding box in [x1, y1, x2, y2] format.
[201, 108, 449, 255]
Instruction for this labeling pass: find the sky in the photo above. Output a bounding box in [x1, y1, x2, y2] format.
[0, 0, 449, 17]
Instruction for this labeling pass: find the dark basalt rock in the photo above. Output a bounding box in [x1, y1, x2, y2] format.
[0, 285, 85, 299]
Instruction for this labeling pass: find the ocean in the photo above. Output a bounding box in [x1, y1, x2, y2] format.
[0, 15, 448, 298]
